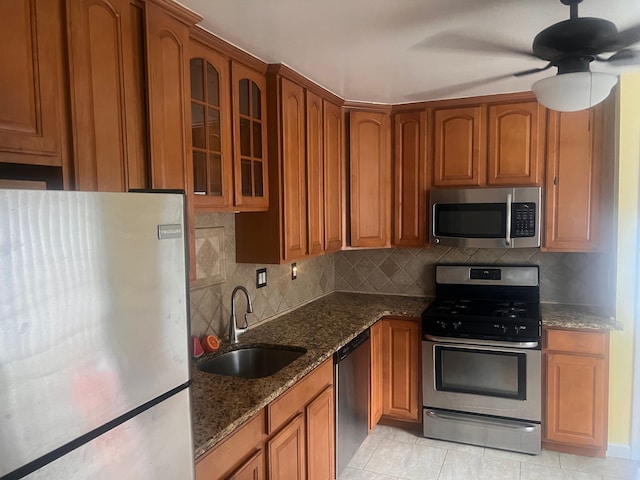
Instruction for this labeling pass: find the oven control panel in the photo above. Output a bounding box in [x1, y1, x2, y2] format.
[424, 318, 541, 342]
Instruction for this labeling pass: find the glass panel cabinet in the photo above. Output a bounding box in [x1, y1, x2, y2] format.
[188, 44, 232, 209]
[231, 62, 269, 209]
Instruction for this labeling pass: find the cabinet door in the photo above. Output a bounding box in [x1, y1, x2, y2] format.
[544, 106, 606, 251]
[488, 102, 544, 186]
[281, 78, 307, 260]
[323, 100, 344, 252]
[145, 3, 192, 191]
[349, 110, 391, 247]
[306, 91, 325, 256]
[306, 387, 335, 480]
[545, 352, 607, 449]
[232, 62, 269, 210]
[432, 106, 485, 187]
[228, 450, 265, 480]
[369, 321, 383, 430]
[67, 0, 148, 192]
[195, 410, 265, 480]
[189, 43, 233, 209]
[382, 318, 420, 422]
[393, 111, 427, 247]
[0, 0, 69, 172]
[268, 414, 306, 480]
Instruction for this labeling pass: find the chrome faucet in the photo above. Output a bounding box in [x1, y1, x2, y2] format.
[229, 286, 253, 343]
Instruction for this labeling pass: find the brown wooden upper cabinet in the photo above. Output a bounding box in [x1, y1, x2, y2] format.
[0, 0, 71, 186]
[278, 76, 308, 261]
[323, 100, 344, 252]
[145, 1, 198, 192]
[431, 99, 544, 188]
[348, 110, 392, 248]
[235, 66, 343, 264]
[488, 101, 545, 186]
[432, 105, 485, 187]
[543, 98, 614, 252]
[307, 90, 325, 257]
[189, 41, 233, 209]
[67, 0, 149, 192]
[232, 62, 269, 210]
[393, 110, 428, 247]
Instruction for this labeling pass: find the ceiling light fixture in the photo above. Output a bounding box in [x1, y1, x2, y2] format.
[531, 71, 618, 112]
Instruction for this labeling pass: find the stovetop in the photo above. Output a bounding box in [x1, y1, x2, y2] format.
[422, 265, 542, 342]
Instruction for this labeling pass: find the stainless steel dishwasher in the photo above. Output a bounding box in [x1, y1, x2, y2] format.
[334, 328, 370, 477]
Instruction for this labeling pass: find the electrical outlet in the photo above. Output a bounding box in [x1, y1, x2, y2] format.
[256, 268, 267, 288]
[291, 263, 297, 280]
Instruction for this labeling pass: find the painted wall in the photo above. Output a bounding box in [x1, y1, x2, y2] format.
[609, 72, 640, 450]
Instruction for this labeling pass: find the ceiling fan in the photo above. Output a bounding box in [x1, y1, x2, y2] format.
[416, 0, 640, 111]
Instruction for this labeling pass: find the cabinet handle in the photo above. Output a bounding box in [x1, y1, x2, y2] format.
[553, 176, 558, 186]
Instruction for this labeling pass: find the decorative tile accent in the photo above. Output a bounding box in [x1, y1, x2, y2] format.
[193, 226, 226, 288]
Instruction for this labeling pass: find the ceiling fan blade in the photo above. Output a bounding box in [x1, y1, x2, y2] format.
[369, 0, 517, 33]
[602, 23, 640, 51]
[404, 72, 523, 101]
[412, 32, 534, 58]
[513, 63, 554, 77]
[603, 48, 640, 66]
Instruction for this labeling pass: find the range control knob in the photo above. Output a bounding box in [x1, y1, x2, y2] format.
[514, 325, 527, 334]
[437, 320, 447, 330]
[452, 321, 462, 330]
[494, 323, 508, 334]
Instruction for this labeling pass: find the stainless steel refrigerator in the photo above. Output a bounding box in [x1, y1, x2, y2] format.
[0, 189, 195, 480]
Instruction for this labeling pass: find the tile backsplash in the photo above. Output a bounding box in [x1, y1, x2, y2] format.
[189, 212, 335, 339]
[334, 247, 614, 308]
[190, 213, 614, 338]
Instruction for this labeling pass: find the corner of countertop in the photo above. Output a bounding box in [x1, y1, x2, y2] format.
[541, 302, 623, 331]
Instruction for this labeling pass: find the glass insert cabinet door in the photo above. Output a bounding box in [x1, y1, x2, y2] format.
[189, 47, 232, 208]
[231, 62, 269, 209]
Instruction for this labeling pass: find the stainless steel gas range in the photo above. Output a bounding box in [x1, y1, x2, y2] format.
[421, 264, 542, 455]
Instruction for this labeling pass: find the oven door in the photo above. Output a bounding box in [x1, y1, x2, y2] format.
[422, 339, 541, 422]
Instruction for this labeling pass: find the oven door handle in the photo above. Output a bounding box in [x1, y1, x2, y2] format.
[505, 192, 513, 246]
[423, 334, 539, 349]
[425, 410, 539, 433]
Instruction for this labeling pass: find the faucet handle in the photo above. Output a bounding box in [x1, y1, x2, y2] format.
[240, 313, 250, 330]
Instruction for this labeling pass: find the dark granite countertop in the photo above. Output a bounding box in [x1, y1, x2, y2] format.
[190, 292, 429, 459]
[541, 303, 623, 330]
[190, 292, 621, 460]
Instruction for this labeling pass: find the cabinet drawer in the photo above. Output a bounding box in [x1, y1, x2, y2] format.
[196, 409, 265, 480]
[268, 359, 333, 434]
[545, 329, 607, 356]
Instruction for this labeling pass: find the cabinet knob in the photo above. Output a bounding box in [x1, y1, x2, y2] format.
[553, 176, 558, 186]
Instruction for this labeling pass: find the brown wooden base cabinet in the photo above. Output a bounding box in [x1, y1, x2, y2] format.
[370, 317, 421, 430]
[369, 321, 383, 430]
[381, 317, 421, 423]
[543, 327, 610, 458]
[195, 359, 334, 480]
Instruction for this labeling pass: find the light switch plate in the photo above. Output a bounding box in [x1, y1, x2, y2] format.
[256, 268, 267, 288]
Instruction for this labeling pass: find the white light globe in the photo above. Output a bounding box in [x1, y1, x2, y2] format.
[532, 72, 618, 112]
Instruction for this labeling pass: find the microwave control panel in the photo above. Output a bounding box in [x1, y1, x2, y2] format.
[512, 203, 536, 237]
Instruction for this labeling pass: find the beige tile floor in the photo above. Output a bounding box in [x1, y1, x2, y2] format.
[339, 425, 640, 480]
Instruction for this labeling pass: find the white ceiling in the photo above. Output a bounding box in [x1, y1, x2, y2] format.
[178, 0, 640, 104]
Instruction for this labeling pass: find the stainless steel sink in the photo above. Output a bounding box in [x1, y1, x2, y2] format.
[197, 345, 306, 379]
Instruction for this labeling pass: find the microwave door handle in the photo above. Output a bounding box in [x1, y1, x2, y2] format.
[505, 193, 512, 246]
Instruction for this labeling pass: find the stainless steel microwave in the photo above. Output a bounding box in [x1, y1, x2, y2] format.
[430, 187, 541, 248]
